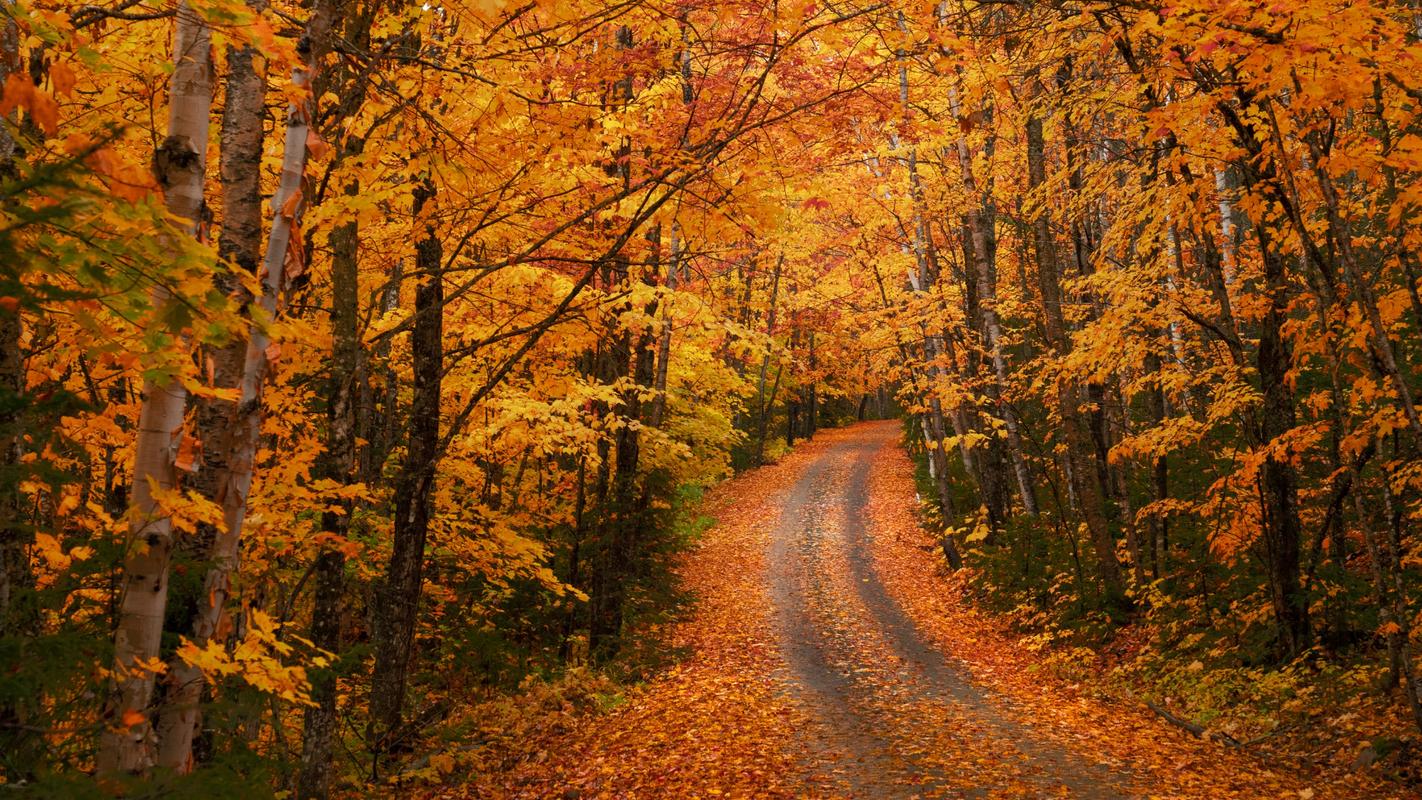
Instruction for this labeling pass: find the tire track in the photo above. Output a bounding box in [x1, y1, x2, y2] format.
[768, 453, 917, 797]
[768, 424, 1134, 798]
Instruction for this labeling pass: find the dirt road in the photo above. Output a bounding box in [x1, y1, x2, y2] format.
[766, 423, 1127, 797]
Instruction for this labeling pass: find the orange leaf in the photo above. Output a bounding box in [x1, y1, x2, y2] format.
[0, 73, 32, 116]
[30, 89, 59, 135]
[87, 147, 156, 202]
[175, 433, 202, 473]
[283, 222, 306, 284]
[50, 62, 76, 98]
[305, 128, 329, 161]
[250, 17, 278, 55]
[280, 189, 303, 219]
[61, 132, 92, 155]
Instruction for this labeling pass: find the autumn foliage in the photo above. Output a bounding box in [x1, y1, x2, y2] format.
[0, 0, 1421, 795]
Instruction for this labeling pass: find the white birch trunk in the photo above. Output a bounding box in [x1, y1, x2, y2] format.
[1213, 168, 1236, 285]
[153, 53, 318, 773]
[100, 2, 212, 775]
[948, 85, 1039, 516]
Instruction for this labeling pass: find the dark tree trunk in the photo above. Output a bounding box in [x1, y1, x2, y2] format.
[588, 321, 635, 660]
[0, 22, 28, 630]
[1146, 353, 1169, 580]
[786, 400, 799, 449]
[0, 300, 24, 637]
[804, 333, 817, 438]
[754, 256, 782, 464]
[588, 258, 659, 662]
[296, 173, 363, 799]
[1255, 241, 1308, 657]
[1025, 113, 1127, 608]
[369, 180, 443, 755]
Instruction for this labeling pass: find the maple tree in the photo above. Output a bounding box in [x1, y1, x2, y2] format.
[0, 0, 1420, 795]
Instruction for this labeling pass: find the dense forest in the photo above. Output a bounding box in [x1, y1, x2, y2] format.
[1, 0, 1421, 796]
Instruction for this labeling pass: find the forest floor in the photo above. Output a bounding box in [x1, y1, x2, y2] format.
[431, 422, 1399, 798]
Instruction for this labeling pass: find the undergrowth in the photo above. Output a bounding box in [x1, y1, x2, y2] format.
[902, 438, 1421, 789]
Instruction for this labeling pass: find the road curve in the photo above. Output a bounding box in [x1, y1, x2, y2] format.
[766, 421, 1132, 799]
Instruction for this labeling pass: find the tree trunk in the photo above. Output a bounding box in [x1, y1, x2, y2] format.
[99, 3, 212, 775]
[950, 90, 1037, 519]
[804, 333, 817, 438]
[0, 275, 23, 640]
[1255, 240, 1309, 657]
[369, 179, 443, 755]
[1146, 353, 1169, 580]
[1379, 475, 1422, 731]
[298, 7, 375, 791]
[753, 255, 782, 464]
[0, 25, 34, 761]
[0, 14, 31, 644]
[924, 407, 963, 569]
[151, 0, 265, 765]
[174, 0, 267, 569]
[587, 227, 660, 658]
[155, 31, 327, 771]
[215, 9, 266, 279]
[648, 223, 679, 430]
[297, 182, 362, 800]
[1024, 112, 1126, 606]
